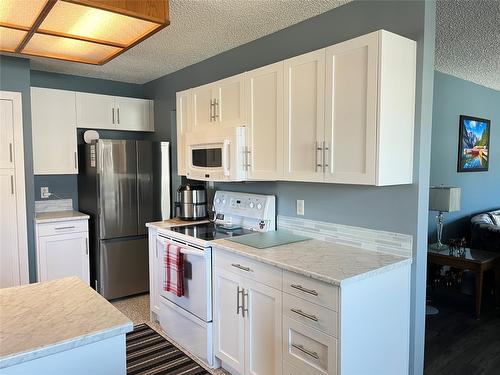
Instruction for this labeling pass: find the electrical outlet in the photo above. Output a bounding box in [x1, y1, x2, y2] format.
[296, 200, 305, 216]
[41, 187, 50, 199]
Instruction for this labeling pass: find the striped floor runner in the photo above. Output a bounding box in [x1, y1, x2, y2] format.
[126, 324, 210, 375]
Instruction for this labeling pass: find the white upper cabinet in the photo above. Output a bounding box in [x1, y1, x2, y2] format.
[115, 96, 154, 132]
[245, 62, 284, 180]
[192, 83, 213, 130]
[191, 74, 246, 131]
[213, 73, 246, 127]
[283, 49, 325, 182]
[76, 92, 115, 129]
[31, 87, 78, 175]
[76, 92, 154, 132]
[176, 89, 191, 176]
[325, 30, 416, 186]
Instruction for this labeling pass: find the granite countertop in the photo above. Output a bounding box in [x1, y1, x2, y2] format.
[146, 218, 210, 230]
[35, 210, 89, 223]
[213, 238, 411, 286]
[0, 277, 132, 368]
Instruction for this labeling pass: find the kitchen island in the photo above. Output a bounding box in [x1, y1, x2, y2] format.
[0, 277, 132, 375]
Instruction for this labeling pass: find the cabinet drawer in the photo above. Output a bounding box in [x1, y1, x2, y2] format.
[284, 293, 337, 337]
[37, 220, 88, 237]
[284, 361, 317, 375]
[214, 249, 282, 290]
[283, 317, 337, 375]
[284, 271, 339, 311]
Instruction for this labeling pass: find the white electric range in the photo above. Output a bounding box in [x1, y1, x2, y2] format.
[155, 191, 276, 367]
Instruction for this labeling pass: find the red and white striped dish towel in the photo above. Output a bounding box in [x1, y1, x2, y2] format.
[164, 243, 184, 297]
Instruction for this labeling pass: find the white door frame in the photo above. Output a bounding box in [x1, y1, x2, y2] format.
[1, 91, 29, 285]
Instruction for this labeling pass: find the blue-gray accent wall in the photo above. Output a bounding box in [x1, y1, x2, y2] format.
[0, 55, 36, 282]
[143, 2, 437, 374]
[429, 71, 500, 242]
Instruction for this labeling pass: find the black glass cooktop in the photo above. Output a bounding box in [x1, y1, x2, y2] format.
[170, 223, 254, 241]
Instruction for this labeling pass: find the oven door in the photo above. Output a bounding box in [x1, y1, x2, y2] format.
[185, 127, 246, 181]
[156, 234, 212, 322]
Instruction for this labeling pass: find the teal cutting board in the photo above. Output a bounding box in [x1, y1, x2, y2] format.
[226, 230, 310, 249]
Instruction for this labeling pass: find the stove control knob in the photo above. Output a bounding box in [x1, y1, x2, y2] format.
[215, 198, 221, 204]
[249, 202, 255, 209]
[222, 199, 226, 205]
[257, 203, 263, 210]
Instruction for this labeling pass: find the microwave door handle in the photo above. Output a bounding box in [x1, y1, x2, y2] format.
[222, 140, 230, 176]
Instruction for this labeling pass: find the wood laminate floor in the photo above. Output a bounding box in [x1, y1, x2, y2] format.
[425, 286, 500, 375]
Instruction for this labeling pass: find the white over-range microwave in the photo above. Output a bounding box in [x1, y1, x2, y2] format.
[185, 127, 246, 181]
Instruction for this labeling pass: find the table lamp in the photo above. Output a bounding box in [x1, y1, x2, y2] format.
[429, 186, 461, 249]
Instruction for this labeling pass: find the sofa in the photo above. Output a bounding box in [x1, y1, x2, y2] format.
[471, 209, 500, 252]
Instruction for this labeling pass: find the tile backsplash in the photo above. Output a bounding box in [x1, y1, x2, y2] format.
[35, 199, 73, 213]
[278, 215, 413, 257]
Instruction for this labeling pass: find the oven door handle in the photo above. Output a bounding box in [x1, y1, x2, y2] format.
[180, 248, 205, 257]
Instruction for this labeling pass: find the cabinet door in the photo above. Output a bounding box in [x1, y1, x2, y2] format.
[214, 268, 245, 374]
[31, 87, 78, 174]
[115, 97, 153, 132]
[0, 99, 14, 169]
[214, 73, 246, 128]
[284, 50, 325, 182]
[76, 92, 115, 129]
[245, 62, 284, 180]
[192, 83, 214, 130]
[38, 232, 89, 284]
[324, 33, 378, 184]
[176, 90, 191, 176]
[0, 170, 19, 288]
[244, 278, 282, 375]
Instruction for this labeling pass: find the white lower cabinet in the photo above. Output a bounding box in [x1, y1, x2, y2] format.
[36, 219, 89, 284]
[214, 248, 411, 375]
[214, 265, 282, 375]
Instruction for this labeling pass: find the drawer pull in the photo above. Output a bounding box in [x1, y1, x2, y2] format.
[290, 308, 318, 322]
[291, 343, 319, 360]
[237, 286, 243, 315]
[54, 226, 75, 230]
[231, 263, 252, 272]
[291, 284, 318, 296]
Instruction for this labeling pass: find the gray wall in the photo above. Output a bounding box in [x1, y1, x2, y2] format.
[0, 55, 36, 282]
[30, 70, 152, 207]
[429, 71, 500, 242]
[143, 2, 436, 373]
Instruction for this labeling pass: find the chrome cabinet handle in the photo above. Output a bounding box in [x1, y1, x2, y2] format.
[242, 289, 248, 318]
[237, 286, 243, 315]
[213, 98, 219, 120]
[112, 108, 115, 124]
[54, 226, 75, 230]
[85, 238, 89, 255]
[315, 141, 323, 172]
[322, 141, 329, 172]
[291, 343, 319, 360]
[9, 143, 13, 163]
[290, 308, 318, 322]
[209, 99, 214, 122]
[10, 175, 14, 195]
[231, 263, 252, 272]
[290, 284, 318, 296]
[117, 108, 120, 124]
[74, 151, 77, 170]
[243, 146, 251, 171]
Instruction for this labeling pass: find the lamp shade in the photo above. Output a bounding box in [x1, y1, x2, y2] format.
[429, 186, 461, 212]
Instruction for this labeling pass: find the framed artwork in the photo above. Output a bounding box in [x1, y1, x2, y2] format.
[457, 115, 490, 172]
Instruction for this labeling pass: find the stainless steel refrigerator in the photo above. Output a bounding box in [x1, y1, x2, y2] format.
[78, 140, 170, 300]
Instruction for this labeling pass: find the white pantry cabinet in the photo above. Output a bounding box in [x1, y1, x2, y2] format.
[76, 92, 154, 132]
[191, 73, 246, 130]
[31, 87, 78, 175]
[245, 62, 284, 180]
[0, 170, 19, 287]
[176, 89, 191, 176]
[324, 30, 416, 185]
[214, 259, 282, 375]
[283, 49, 326, 183]
[36, 219, 90, 284]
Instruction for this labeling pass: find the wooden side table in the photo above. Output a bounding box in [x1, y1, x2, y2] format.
[427, 247, 500, 319]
